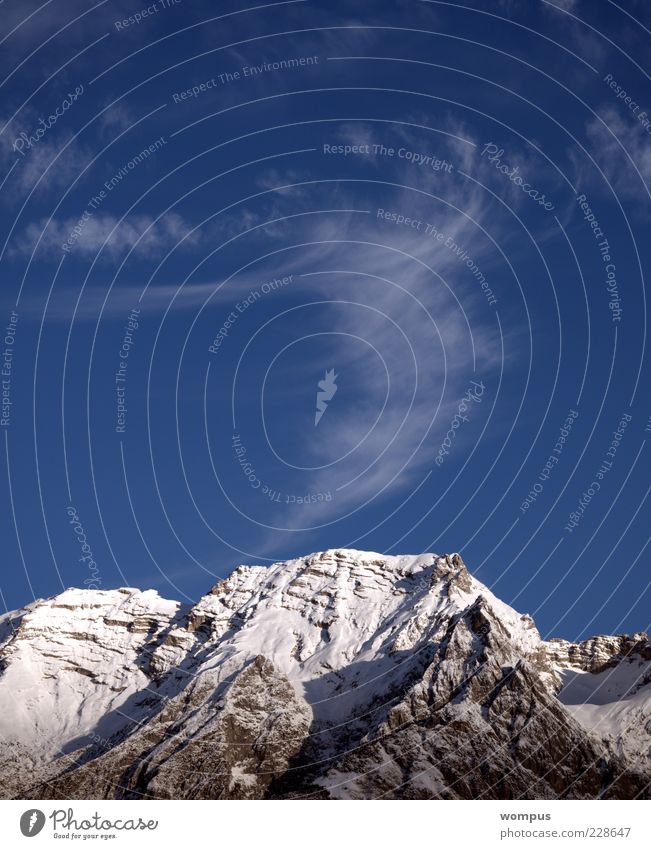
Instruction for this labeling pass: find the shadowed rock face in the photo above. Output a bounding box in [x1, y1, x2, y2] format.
[0, 550, 649, 800]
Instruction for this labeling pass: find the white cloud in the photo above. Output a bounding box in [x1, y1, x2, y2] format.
[215, 193, 507, 544]
[584, 106, 651, 200]
[97, 104, 136, 139]
[0, 119, 91, 196]
[284, 242, 498, 515]
[14, 157, 513, 555]
[13, 211, 200, 260]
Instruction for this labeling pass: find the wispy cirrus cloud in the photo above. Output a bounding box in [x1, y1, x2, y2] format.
[12, 211, 200, 260]
[212, 170, 508, 550]
[0, 118, 91, 196]
[265, 227, 501, 525]
[583, 106, 651, 201]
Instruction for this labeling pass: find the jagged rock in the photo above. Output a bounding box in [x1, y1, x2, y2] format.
[0, 549, 648, 799]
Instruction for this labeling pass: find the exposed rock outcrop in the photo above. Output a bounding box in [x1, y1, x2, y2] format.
[0, 550, 648, 799]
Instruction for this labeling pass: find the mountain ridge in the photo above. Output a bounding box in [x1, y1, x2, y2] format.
[1, 549, 649, 799]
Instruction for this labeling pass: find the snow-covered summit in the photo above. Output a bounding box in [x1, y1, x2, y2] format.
[0, 550, 648, 800]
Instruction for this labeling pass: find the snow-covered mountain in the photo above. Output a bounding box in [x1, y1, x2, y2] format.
[0, 550, 649, 799]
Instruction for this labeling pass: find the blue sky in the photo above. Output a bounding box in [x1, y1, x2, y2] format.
[0, 0, 649, 641]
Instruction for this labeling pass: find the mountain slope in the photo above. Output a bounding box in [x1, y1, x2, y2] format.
[0, 550, 648, 799]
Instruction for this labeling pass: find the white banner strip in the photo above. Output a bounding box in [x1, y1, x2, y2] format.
[0, 799, 649, 847]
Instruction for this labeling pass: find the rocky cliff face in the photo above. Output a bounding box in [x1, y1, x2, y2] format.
[0, 550, 649, 800]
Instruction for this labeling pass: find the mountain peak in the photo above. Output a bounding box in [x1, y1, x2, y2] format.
[0, 549, 648, 800]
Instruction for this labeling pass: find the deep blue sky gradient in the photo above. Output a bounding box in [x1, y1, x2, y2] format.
[0, 0, 649, 641]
